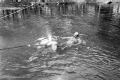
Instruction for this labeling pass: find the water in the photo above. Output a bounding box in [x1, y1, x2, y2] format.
[0, 2, 120, 80]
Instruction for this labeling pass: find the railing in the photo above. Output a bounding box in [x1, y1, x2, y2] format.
[0, 1, 42, 24]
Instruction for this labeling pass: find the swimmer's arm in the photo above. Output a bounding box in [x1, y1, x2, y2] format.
[53, 36, 71, 40]
[79, 34, 86, 36]
[60, 37, 71, 39]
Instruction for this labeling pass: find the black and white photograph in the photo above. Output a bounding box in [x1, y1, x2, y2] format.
[0, 0, 120, 80]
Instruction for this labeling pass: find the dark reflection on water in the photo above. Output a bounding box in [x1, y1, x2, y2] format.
[0, 3, 120, 80]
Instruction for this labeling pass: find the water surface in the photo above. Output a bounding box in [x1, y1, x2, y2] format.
[0, 3, 120, 80]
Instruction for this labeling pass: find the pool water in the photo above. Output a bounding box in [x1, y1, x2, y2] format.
[0, 3, 120, 80]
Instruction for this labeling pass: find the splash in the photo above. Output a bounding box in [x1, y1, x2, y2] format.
[45, 24, 53, 41]
[48, 33, 52, 41]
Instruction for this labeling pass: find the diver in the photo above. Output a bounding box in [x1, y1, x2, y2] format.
[60, 32, 86, 49]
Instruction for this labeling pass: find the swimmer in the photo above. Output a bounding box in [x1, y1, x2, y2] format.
[61, 32, 86, 49]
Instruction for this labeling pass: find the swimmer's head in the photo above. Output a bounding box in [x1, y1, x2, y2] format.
[74, 32, 79, 38]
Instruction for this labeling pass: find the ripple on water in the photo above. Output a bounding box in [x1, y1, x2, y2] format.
[1, 3, 120, 80]
[1, 38, 120, 80]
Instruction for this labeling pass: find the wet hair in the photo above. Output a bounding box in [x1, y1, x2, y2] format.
[74, 32, 79, 38]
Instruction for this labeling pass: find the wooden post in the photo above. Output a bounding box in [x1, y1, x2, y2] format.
[98, 4, 101, 18]
[117, 3, 120, 13]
